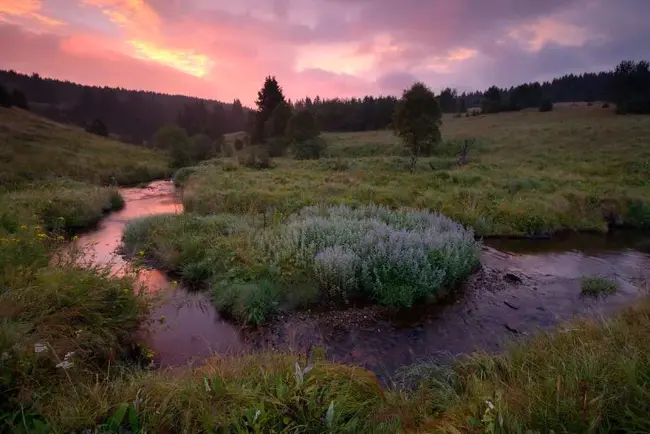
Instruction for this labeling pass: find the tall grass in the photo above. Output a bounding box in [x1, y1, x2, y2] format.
[0, 181, 124, 232]
[0, 228, 148, 432]
[0, 107, 170, 188]
[184, 108, 650, 236]
[399, 298, 650, 432]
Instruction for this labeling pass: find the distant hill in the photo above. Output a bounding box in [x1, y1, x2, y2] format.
[0, 70, 249, 146]
[0, 107, 171, 188]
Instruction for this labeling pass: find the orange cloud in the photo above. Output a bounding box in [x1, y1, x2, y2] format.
[128, 40, 215, 77]
[82, 0, 160, 33]
[0, 0, 64, 26]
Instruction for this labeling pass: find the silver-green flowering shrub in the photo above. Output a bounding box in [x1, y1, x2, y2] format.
[256, 204, 479, 307]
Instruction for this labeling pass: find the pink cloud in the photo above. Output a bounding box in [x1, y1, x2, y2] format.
[1, 0, 647, 104]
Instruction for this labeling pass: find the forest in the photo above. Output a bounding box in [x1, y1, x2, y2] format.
[1, 60, 649, 145]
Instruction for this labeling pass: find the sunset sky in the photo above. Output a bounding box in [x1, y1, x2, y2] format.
[1, 0, 648, 105]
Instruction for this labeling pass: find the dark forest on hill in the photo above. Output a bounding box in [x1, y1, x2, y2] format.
[1, 60, 648, 143]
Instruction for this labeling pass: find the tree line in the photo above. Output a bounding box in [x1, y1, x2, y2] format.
[1, 59, 648, 149]
[0, 70, 248, 145]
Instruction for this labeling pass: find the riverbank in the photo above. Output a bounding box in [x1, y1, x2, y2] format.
[3, 180, 650, 432]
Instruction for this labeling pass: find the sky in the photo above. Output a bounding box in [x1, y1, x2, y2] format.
[1, 0, 649, 105]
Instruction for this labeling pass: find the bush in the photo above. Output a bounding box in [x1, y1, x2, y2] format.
[10, 90, 28, 110]
[213, 279, 281, 325]
[291, 137, 328, 160]
[266, 137, 289, 157]
[172, 167, 196, 187]
[616, 99, 650, 115]
[0, 84, 12, 108]
[234, 137, 244, 151]
[85, 118, 109, 137]
[539, 99, 554, 112]
[239, 147, 273, 169]
[122, 213, 252, 282]
[256, 204, 479, 307]
[581, 276, 618, 296]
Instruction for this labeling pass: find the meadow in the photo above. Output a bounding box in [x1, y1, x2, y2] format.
[3, 105, 650, 432]
[196, 106, 650, 236]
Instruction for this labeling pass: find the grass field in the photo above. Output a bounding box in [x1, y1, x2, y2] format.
[0, 107, 171, 189]
[0, 107, 171, 232]
[208, 106, 650, 236]
[3, 105, 650, 432]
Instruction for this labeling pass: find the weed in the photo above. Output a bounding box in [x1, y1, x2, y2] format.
[581, 276, 619, 296]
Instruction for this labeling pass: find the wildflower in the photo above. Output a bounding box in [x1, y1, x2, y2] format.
[75, 329, 82, 337]
[19, 225, 27, 232]
[204, 377, 211, 392]
[73, 235, 79, 241]
[37, 233, 48, 240]
[158, 315, 166, 323]
[56, 235, 65, 241]
[56, 360, 74, 369]
[34, 343, 47, 353]
[485, 400, 495, 411]
[146, 349, 155, 359]
[64, 351, 75, 360]
[138, 250, 145, 256]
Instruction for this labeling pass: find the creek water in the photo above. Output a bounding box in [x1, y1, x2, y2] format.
[73, 181, 650, 377]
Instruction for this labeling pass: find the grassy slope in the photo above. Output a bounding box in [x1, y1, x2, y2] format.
[0, 107, 171, 231]
[0, 107, 170, 188]
[208, 106, 650, 236]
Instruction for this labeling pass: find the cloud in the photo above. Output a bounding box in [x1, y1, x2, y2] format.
[1, 0, 649, 103]
[0, 0, 65, 26]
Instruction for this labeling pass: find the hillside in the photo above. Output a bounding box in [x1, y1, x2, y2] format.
[0, 107, 170, 188]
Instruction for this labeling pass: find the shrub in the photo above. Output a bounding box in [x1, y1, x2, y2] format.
[85, 118, 109, 137]
[266, 137, 289, 157]
[11, 90, 29, 110]
[581, 276, 618, 296]
[239, 147, 273, 169]
[291, 137, 328, 160]
[122, 214, 252, 281]
[256, 204, 479, 307]
[172, 166, 196, 187]
[0, 84, 12, 108]
[234, 137, 244, 151]
[539, 99, 553, 112]
[212, 279, 281, 325]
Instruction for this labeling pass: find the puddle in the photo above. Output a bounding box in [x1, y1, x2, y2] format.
[73, 181, 650, 377]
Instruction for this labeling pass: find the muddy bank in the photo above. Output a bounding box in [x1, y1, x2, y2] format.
[72, 181, 650, 378]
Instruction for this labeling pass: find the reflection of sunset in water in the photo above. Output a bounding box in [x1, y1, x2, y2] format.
[67, 181, 245, 366]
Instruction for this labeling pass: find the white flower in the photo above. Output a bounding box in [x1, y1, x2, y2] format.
[64, 351, 75, 360]
[56, 360, 74, 369]
[254, 409, 261, 423]
[485, 400, 495, 410]
[34, 343, 47, 353]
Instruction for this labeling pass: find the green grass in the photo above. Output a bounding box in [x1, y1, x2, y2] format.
[581, 276, 619, 296]
[0, 107, 171, 188]
[405, 297, 650, 433]
[185, 107, 650, 236]
[4, 105, 650, 432]
[0, 180, 124, 232]
[122, 206, 479, 324]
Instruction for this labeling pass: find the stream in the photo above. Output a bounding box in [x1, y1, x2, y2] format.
[74, 181, 650, 377]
